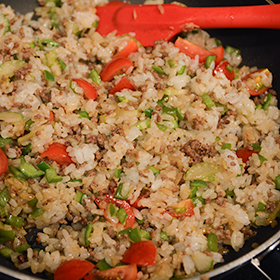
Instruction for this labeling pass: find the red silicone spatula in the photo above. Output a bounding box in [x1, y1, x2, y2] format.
[96, 3, 280, 46]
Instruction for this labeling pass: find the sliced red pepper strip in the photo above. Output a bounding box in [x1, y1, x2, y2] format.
[113, 39, 138, 59]
[72, 78, 98, 100]
[208, 46, 224, 65]
[214, 60, 235, 81]
[241, 68, 272, 96]
[54, 259, 95, 280]
[99, 57, 134, 82]
[104, 194, 135, 228]
[49, 111, 54, 122]
[41, 143, 73, 166]
[236, 147, 259, 164]
[122, 240, 157, 266]
[109, 76, 135, 94]
[0, 148, 8, 176]
[84, 264, 137, 280]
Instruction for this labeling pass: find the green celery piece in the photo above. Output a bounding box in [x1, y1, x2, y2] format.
[114, 168, 121, 179]
[114, 183, 128, 200]
[109, 203, 117, 217]
[57, 58, 66, 72]
[205, 55, 216, 69]
[15, 243, 30, 253]
[88, 69, 101, 84]
[84, 222, 93, 247]
[156, 123, 167, 132]
[201, 93, 215, 108]
[74, 190, 84, 204]
[190, 180, 208, 188]
[116, 207, 127, 225]
[256, 202, 266, 212]
[152, 66, 167, 76]
[136, 119, 151, 130]
[128, 227, 141, 242]
[0, 187, 11, 207]
[177, 65, 186, 75]
[6, 215, 24, 228]
[37, 161, 51, 171]
[207, 233, 218, 252]
[185, 162, 219, 181]
[19, 156, 45, 178]
[0, 229, 15, 241]
[190, 186, 198, 199]
[45, 168, 62, 183]
[221, 143, 232, 150]
[8, 166, 27, 181]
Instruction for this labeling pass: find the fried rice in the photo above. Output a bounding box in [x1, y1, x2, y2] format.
[0, 0, 279, 279]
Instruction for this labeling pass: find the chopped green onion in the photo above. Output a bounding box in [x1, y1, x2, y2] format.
[116, 207, 127, 225]
[44, 70, 55, 82]
[37, 38, 43, 51]
[57, 58, 66, 72]
[115, 168, 121, 179]
[146, 166, 160, 175]
[152, 66, 167, 76]
[207, 233, 218, 252]
[177, 65, 186, 75]
[77, 110, 91, 119]
[28, 197, 38, 208]
[74, 190, 84, 204]
[6, 214, 24, 228]
[226, 64, 233, 72]
[37, 161, 62, 183]
[114, 183, 128, 200]
[251, 143, 261, 152]
[96, 259, 112, 271]
[205, 55, 216, 69]
[136, 119, 151, 130]
[221, 143, 232, 150]
[275, 175, 280, 190]
[258, 154, 267, 165]
[256, 202, 266, 212]
[168, 59, 175, 68]
[225, 45, 241, 56]
[156, 123, 167, 132]
[176, 107, 184, 121]
[262, 93, 272, 110]
[0, 187, 11, 208]
[144, 108, 153, 118]
[31, 208, 44, 218]
[42, 39, 60, 48]
[201, 93, 215, 108]
[190, 180, 208, 188]
[88, 69, 101, 84]
[84, 222, 93, 247]
[24, 119, 34, 132]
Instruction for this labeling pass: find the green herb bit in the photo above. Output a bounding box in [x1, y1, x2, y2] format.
[207, 233, 218, 252]
[24, 119, 34, 132]
[201, 93, 215, 108]
[152, 66, 167, 76]
[262, 93, 272, 110]
[77, 110, 91, 119]
[84, 222, 93, 247]
[109, 203, 117, 217]
[146, 166, 160, 175]
[275, 175, 280, 190]
[258, 154, 267, 165]
[177, 65, 186, 75]
[88, 69, 101, 84]
[6, 214, 24, 228]
[0, 187, 11, 208]
[8, 166, 27, 181]
[160, 231, 168, 241]
[0, 247, 14, 258]
[205, 55, 216, 69]
[225, 45, 241, 56]
[0, 136, 11, 151]
[116, 207, 127, 225]
[168, 59, 175, 68]
[251, 143, 261, 152]
[115, 168, 121, 179]
[96, 259, 112, 271]
[156, 123, 167, 132]
[44, 70, 55, 82]
[28, 197, 38, 208]
[221, 143, 232, 150]
[190, 186, 198, 199]
[31, 208, 44, 218]
[57, 58, 66, 72]
[114, 183, 128, 200]
[74, 190, 84, 204]
[190, 180, 208, 188]
[143, 108, 153, 118]
[256, 202, 266, 212]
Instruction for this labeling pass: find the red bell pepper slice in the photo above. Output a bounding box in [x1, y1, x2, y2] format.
[71, 78, 98, 100]
[236, 147, 259, 164]
[54, 259, 95, 280]
[113, 39, 138, 59]
[241, 68, 272, 96]
[0, 148, 8, 176]
[214, 60, 235, 81]
[109, 76, 135, 94]
[41, 143, 73, 166]
[122, 240, 157, 266]
[100, 57, 134, 82]
[104, 194, 135, 228]
[84, 264, 137, 280]
[208, 46, 224, 65]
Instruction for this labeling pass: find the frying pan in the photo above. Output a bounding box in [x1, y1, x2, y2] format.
[0, 0, 279, 279]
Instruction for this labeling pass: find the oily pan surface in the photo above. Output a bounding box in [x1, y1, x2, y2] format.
[0, 0, 280, 279]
